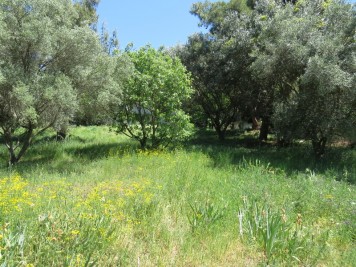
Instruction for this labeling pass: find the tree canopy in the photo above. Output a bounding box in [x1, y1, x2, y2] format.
[113, 46, 193, 149]
[180, 0, 355, 155]
[251, 0, 355, 155]
[0, 0, 354, 164]
[0, 0, 117, 164]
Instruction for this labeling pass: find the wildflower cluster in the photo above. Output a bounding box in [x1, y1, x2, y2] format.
[74, 178, 157, 224]
[35, 180, 72, 202]
[0, 175, 34, 216]
[0, 174, 161, 266]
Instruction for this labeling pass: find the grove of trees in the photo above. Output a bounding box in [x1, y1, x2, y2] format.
[179, 0, 355, 156]
[0, 0, 354, 164]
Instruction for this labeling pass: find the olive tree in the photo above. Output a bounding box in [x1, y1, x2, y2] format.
[253, 0, 355, 156]
[0, 0, 106, 164]
[249, 0, 312, 141]
[113, 46, 193, 149]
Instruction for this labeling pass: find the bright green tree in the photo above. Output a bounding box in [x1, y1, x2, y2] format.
[113, 46, 193, 149]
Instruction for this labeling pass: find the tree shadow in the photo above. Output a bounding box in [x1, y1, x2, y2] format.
[33, 134, 87, 144]
[0, 137, 137, 174]
[65, 142, 137, 161]
[185, 130, 356, 184]
[0, 133, 87, 166]
[1, 128, 354, 184]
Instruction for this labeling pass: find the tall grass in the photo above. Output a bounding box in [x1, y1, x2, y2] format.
[0, 126, 355, 266]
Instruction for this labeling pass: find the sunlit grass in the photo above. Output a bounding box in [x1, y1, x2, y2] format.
[0, 126, 355, 266]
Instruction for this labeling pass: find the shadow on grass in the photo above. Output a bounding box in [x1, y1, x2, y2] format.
[0, 137, 138, 174]
[33, 134, 87, 144]
[1, 128, 354, 183]
[66, 142, 138, 161]
[0, 133, 87, 167]
[185, 129, 356, 184]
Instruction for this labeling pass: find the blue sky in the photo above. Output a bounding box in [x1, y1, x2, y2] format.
[97, 0, 356, 50]
[97, 0, 217, 49]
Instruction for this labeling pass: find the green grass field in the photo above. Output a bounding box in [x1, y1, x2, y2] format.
[0, 126, 355, 266]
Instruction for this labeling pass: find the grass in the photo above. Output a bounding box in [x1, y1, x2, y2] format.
[0, 126, 355, 266]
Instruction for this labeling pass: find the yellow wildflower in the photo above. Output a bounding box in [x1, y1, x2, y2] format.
[71, 230, 80, 236]
[0, 175, 34, 215]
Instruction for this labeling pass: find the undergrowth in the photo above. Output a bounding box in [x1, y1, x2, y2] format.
[0, 126, 354, 266]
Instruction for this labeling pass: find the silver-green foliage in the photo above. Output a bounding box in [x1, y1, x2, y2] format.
[252, 0, 355, 155]
[0, 0, 112, 164]
[113, 46, 193, 149]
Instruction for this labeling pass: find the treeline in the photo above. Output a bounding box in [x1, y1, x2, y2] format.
[0, 0, 193, 165]
[177, 0, 355, 157]
[0, 0, 354, 165]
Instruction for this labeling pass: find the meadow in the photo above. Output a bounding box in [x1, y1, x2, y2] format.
[0, 126, 355, 266]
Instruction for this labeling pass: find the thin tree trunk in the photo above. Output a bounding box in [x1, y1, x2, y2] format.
[3, 129, 17, 165]
[56, 131, 67, 140]
[5, 127, 33, 165]
[259, 117, 270, 142]
[213, 116, 226, 141]
[14, 128, 33, 164]
[252, 117, 260, 130]
[140, 137, 147, 150]
[216, 127, 225, 141]
[56, 123, 69, 141]
[8, 144, 17, 166]
[312, 137, 327, 159]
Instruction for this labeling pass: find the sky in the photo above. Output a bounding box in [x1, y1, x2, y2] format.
[97, 0, 215, 49]
[97, 0, 356, 50]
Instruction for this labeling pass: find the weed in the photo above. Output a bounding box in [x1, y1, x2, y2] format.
[188, 200, 224, 232]
[0, 126, 354, 266]
[237, 198, 321, 265]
